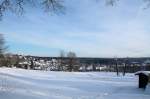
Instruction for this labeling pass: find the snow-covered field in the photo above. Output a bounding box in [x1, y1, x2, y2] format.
[0, 68, 150, 99]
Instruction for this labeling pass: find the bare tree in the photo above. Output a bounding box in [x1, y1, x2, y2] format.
[0, 34, 7, 66]
[105, 0, 150, 8]
[30, 59, 34, 69]
[58, 50, 65, 71]
[92, 63, 97, 71]
[66, 51, 78, 72]
[0, 0, 65, 20]
[114, 58, 119, 76]
[122, 58, 128, 76]
[105, 0, 119, 6]
[12, 55, 22, 68]
[0, 34, 6, 55]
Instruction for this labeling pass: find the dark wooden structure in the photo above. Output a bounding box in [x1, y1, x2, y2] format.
[135, 71, 150, 89]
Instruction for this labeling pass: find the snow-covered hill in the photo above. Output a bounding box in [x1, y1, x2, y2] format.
[0, 67, 150, 99]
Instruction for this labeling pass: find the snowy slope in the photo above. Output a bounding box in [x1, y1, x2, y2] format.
[0, 67, 150, 99]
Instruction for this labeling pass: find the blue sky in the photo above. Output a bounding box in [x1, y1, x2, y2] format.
[0, 0, 150, 57]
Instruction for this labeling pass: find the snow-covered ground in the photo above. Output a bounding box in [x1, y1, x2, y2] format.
[0, 67, 150, 99]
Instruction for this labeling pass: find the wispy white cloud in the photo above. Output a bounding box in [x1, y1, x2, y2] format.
[1, 0, 150, 57]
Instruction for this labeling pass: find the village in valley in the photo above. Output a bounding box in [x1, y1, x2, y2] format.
[2, 54, 150, 73]
[0, 0, 150, 99]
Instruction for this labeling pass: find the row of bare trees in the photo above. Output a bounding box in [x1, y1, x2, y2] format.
[59, 50, 79, 72]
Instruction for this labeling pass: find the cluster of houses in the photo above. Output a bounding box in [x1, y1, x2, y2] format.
[4, 54, 150, 72]
[18, 57, 61, 71]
